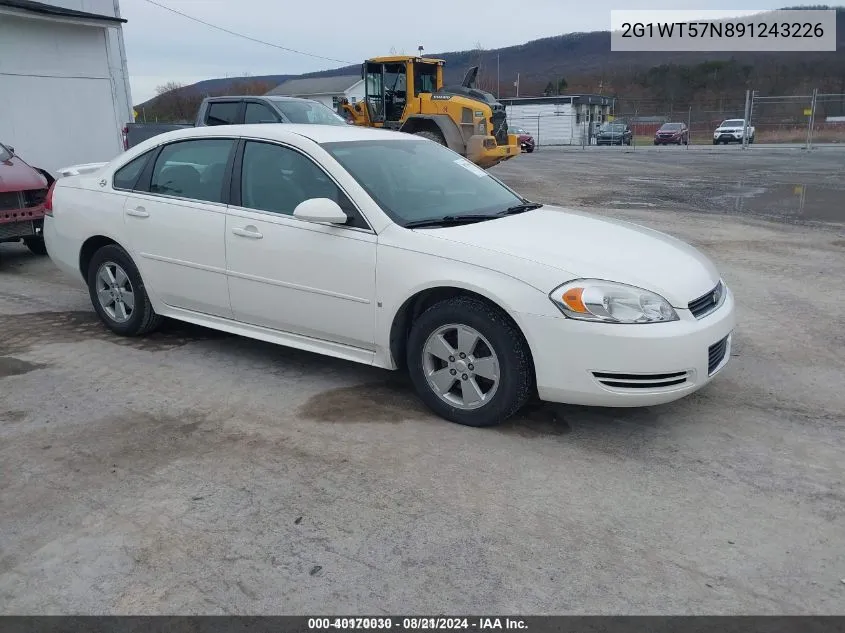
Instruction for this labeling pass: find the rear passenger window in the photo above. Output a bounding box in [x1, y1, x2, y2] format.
[113, 150, 153, 190]
[149, 139, 234, 203]
[205, 102, 240, 126]
[244, 103, 278, 124]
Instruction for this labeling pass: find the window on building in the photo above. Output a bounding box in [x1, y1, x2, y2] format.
[332, 96, 340, 108]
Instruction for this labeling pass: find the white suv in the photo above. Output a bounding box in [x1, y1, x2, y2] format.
[713, 119, 755, 145]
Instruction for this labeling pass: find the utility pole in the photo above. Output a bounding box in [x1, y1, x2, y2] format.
[514, 73, 520, 98]
[497, 54, 500, 98]
[807, 87, 818, 150]
[742, 89, 751, 150]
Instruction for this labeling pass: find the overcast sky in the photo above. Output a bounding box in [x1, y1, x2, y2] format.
[122, 0, 784, 103]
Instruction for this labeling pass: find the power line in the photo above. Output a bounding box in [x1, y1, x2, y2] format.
[139, 0, 354, 66]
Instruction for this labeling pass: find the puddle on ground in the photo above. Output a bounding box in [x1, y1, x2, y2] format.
[301, 380, 571, 436]
[299, 379, 427, 423]
[712, 183, 843, 222]
[585, 179, 843, 223]
[0, 356, 47, 378]
[0, 311, 230, 355]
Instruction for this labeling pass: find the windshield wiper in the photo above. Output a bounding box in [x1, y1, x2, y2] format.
[404, 215, 496, 229]
[498, 202, 543, 215]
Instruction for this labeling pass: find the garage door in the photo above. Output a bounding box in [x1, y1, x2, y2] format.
[505, 103, 578, 146]
[0, 74, 122, 174]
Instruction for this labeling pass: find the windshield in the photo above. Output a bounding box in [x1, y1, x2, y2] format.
[722, 120, 744, 127]
[659, 123, 683, 131]
[600, 123, 625, 132]
[322, 139, 524, 226]
[511, 127, 527, 134]
[0, 144, 11, 161]
[272, 99, 347, 126]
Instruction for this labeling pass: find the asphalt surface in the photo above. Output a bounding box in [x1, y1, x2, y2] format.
[1, 146, 844, 614]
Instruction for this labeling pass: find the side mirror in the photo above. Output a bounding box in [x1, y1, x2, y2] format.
[7, 146, 14, 155]
[293, 198, 348, 224]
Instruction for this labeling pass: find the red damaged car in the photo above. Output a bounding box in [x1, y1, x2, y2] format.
[0, 142, 52, 256]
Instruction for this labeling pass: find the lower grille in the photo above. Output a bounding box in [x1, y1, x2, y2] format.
[0, 191, 23, 211]
[0, 220, 35, 240]
[708, 335, 730, 375]
[593, 370, 689, 390]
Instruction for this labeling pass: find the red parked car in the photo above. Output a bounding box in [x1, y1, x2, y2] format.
[654, 122, 689, 145]
[509, 126, 535, 153]
[0, 143, 52, 256]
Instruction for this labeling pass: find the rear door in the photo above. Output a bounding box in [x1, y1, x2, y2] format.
[122, 137, 237, 317]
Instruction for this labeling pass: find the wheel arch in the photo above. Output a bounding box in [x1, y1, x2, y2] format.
[78, 234, 124, 280]
[400, 115, 465, 154]
[387, 283, 536, 379]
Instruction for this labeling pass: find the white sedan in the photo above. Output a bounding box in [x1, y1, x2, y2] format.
[44, 124, 735, 427]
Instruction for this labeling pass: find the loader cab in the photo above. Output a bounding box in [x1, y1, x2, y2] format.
[362, 56, 443, 127]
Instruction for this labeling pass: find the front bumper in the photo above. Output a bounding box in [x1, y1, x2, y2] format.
[714, 133, 743, 142]
[467, 134, 520, 169]
[517, 289, 736, 407]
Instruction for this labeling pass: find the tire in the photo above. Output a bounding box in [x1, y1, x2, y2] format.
[526, 146, 534, 153]
[24, 236, 47, 255]
[86, 243, 162, 337]
[406, 296, 533, 427]
[713, 139, 719, 145]
[413, 129, 446, 146]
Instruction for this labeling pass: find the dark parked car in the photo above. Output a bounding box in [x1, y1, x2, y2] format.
[595, 122, 632, 146]
[0, 142, 51, 256]
[654, 122, 689, 145]
[508, 126, 535, 152]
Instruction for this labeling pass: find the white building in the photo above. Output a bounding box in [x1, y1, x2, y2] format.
[265, 75, 365, 111]
[500, 95, 615, 146]
[0, 0, 133, 174]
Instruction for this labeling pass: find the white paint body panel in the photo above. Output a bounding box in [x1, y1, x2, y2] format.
[45, 124, 736, 408]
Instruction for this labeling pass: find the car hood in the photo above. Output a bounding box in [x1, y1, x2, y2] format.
[417, 207, 720, 307]
[0, 156, 47, 192]
[716, 127, 744, 132]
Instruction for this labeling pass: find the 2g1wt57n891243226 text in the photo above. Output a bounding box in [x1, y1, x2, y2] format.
[610, 9, 837, 52]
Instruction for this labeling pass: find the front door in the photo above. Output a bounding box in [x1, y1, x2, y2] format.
[225, 139, 377, 350]
[123, 137, 236, 317]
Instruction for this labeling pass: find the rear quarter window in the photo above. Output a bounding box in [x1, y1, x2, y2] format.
[113, 150, 154, 191]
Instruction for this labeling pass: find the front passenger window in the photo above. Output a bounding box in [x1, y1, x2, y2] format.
[239, 141, 366, 228]
[149, 139, 234, 203]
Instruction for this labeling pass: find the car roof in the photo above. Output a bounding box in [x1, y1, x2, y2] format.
[149, 123, 415, 146]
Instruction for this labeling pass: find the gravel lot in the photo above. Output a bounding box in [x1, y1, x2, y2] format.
[1, 146, 844, 614]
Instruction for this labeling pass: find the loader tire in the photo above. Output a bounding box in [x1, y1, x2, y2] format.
[414, 129, 446, 146]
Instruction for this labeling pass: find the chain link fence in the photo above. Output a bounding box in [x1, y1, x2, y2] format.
[503, 92, 845, 150]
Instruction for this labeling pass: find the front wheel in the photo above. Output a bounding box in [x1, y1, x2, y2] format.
[24, 236, 47, 255]
[407, 296, 533, 427]
[413, 129, 446, 146]
[87, 244, 163, 336]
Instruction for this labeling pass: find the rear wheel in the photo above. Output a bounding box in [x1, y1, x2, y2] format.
[87, 244, 162, 337]
[24, 236, 47, 255]
[407, 296, 533, 427]
[413, 129, 446, 146]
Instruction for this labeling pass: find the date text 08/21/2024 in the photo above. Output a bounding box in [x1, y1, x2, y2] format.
[307, 618, 528, 630]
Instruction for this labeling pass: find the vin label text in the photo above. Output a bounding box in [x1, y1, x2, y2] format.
[610, 9, 837, 52]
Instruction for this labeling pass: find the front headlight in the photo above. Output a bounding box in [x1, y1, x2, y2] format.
[549, 279, 679, 324]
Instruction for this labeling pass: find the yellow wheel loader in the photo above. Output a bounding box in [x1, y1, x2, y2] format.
[339, 56, 519, 169]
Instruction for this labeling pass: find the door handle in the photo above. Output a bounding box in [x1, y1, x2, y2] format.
[232, 226, 263, 239]
[126, 206, 149, 218]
